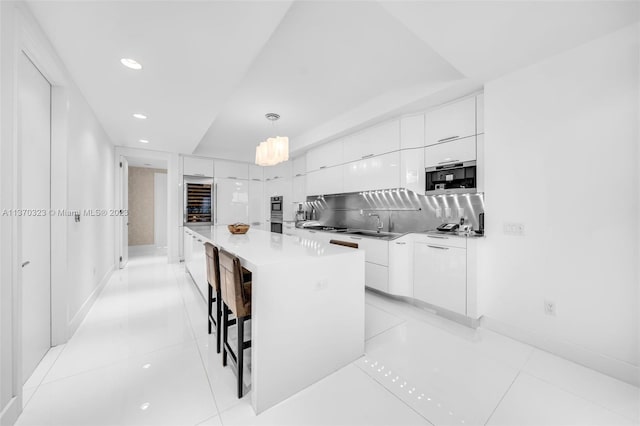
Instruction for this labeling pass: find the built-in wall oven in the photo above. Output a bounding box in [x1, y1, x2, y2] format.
[184, 176, 214, 225]
[425, 161, 477, 195]
[270, 196, 283, 233]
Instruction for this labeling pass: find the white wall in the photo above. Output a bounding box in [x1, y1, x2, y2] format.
[480, 24, 639, 384]
[0, 2, 116, 423]
[65, 87, 116, 325]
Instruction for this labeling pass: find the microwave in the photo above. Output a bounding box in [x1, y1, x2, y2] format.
[425, 161, 477, 195]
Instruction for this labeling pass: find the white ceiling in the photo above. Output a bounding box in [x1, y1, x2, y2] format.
[126, 156, 167, 170]
[28, 1, 640, 162]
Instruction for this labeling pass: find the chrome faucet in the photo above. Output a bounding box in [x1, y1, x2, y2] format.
[368, 213, 383, 233]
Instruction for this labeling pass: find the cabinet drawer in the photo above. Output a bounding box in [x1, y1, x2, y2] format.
[344, 236, 388, 266]
[424, 136, 476, 168]
[425, 96, 476, 146]
[415, 234, 467, 249]
[365, 262, 389, 293]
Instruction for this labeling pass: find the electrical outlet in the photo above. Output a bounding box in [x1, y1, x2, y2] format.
[503, 222, 525, 236]
[544, 299, 556, 316]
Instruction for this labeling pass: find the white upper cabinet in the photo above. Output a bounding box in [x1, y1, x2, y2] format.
[214, 178, 249, 225]
[264, 160, 292, 180]
[343, 151, 400, 193]
[292, 175, 306, 202]
[400, 148, 425, 194]
[214, 159, 249, 180]
[400, 115, 425, 149]
[183, 156, 213, 177]
[425, 97, 476, 147]
[343, 121, 400, 163]
[424, 136, 476, 168]
[249, 164, 263, 181]
[306, 139, 343, 172]
[248, 180, 264, 229]
[476, 93, 484, 134]
[292, 155, 306, 177]
[306, 165, 343, 196]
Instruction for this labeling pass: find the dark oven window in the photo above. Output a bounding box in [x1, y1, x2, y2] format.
[271, 202, 282, 212]
[271, 222, 282, 234]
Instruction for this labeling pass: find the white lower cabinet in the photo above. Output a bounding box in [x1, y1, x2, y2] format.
[184, 229, 208, 301]
[283, 222, 296, 236]
[388, 235, 414, 297]
[413, 240, 466, 316]
[365, 262, 389, 293]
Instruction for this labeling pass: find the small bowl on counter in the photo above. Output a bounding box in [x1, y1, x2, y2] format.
[227, 223, 250, 235]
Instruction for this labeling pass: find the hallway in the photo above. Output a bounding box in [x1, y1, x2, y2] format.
[17, 252, 639, 426]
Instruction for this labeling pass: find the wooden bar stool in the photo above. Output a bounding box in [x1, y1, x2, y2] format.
[218, 248, 252, 398]
[204, 242, 224, 353]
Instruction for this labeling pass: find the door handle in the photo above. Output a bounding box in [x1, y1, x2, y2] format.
[427, 245, 449, 250]
[349, 236, 362, 240]
[437, 136, 459, 143]
[395, 242, 406, 245]
[21, 261, 30, 268]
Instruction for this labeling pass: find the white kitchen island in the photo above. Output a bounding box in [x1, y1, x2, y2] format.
[186, 225, 365, 414]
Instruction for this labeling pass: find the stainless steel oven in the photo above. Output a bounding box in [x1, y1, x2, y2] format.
[425, 161, 477, 195]
[270, 196, 283, 234]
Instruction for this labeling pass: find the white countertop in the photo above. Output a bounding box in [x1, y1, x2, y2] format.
[186, 225, 357, 268]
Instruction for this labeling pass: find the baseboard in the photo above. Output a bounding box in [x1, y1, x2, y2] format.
[67, 265, 114, 337]
[481, 316, 640, 387]
[0, 397, 19, 426]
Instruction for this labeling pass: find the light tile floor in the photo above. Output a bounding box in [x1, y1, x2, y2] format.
[17, 252, 639, 426]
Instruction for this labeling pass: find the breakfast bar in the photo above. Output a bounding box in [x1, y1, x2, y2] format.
[186, 225, 365, 414]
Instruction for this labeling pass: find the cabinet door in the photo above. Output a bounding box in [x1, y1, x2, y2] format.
[424, 136, 476, 168]
[248, 180, 264, 229]
[365, 262, 389, 293]
[306, 165, 343, 196]
[306, 139, 343, 172]
[283, 222, 296, 236]
[344, 120, 400, 163]
[425, 97, 476, 147]
[400, 148, 425, 194]
[193, 237, 208, 300]
[214, 159, 249, 180]
[292, 175, 306, 203]
[388, 237, 414, 298]
[400, 115, 425, 149]
[215, 178, 249, 225]
[249, 164, 263, 181]
[343, 151, 400, 193]
[413, 242, 466, 315]
[476, 94, 484, 135]
[184, 156, 214, 177]
[183, 229, 193, 264]
[292, 155, 306, 177]
[264, 161, 292, 180]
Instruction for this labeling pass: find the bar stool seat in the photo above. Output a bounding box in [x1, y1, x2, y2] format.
[205, 243, 251, 354]
[219, 248, 252, 399]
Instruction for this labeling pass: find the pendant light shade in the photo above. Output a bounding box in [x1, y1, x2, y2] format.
[255, 136, 289, 166]
[255, 113, 289, 166]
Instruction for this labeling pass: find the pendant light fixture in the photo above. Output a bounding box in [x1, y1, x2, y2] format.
[255, 113, 289, 166]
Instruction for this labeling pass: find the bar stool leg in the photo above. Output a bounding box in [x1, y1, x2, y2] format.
[215, 289, 222, 353]
[207, 285, 213, 335]
[237, 317, 244, 398]
[222, 302, 229, 367]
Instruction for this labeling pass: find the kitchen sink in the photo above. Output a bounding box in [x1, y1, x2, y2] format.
[344, 230, 401, 239]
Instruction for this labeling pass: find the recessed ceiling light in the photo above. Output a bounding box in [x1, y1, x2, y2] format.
[120, 58, 142, 70]
[139, 139, 149, 144]
[133, 113, 147, 120]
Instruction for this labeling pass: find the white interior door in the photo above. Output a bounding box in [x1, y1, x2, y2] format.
[120, 157, 129, 267]
[154, 172, 167, 247]
[18, 52, 52, 382]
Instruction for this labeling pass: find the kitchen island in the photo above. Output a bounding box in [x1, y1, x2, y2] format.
[185, 225, 365, 414]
